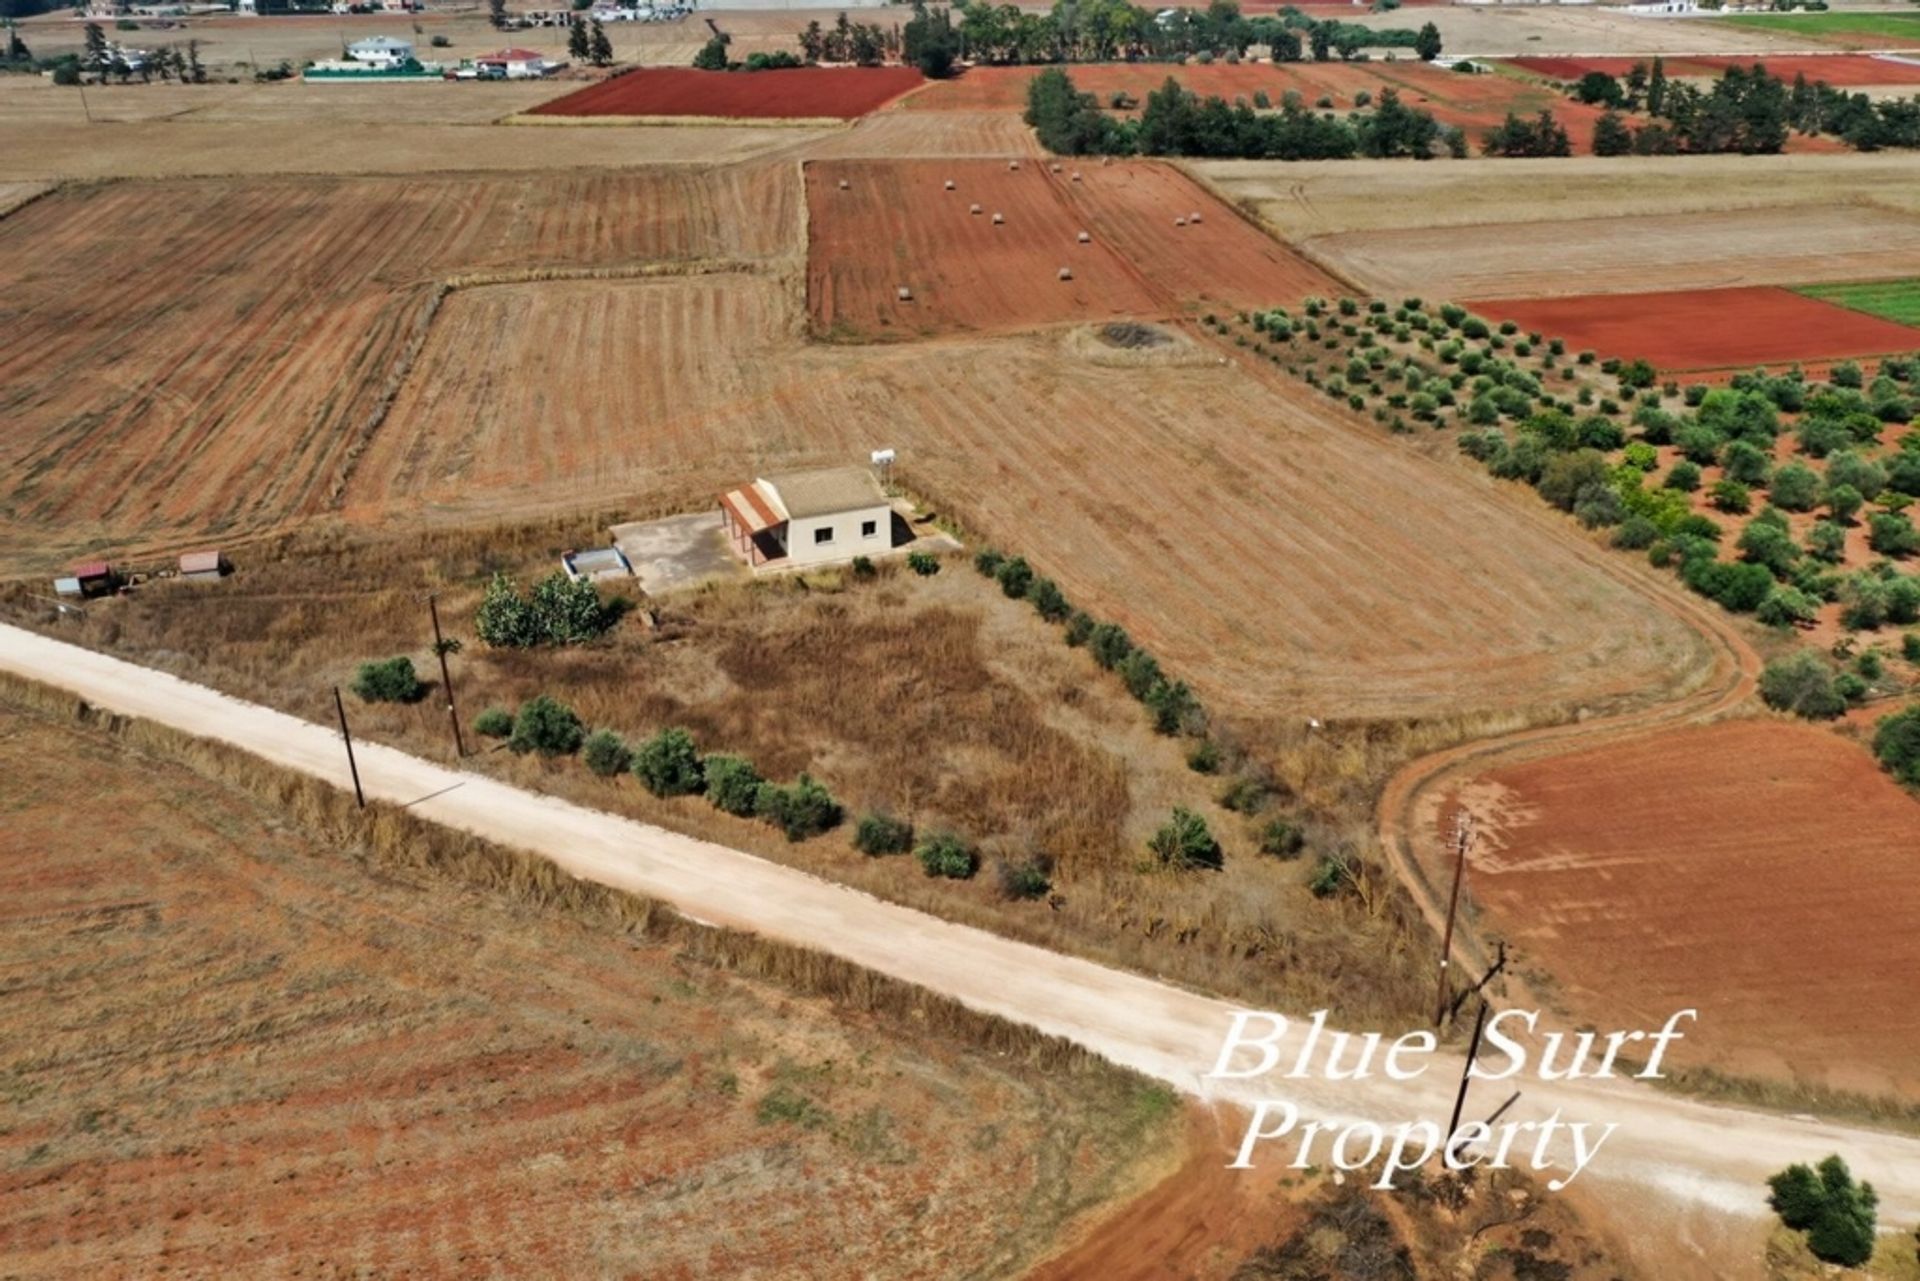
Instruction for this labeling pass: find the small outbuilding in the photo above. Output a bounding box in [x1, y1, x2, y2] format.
[473, 47, 554, 77]
[562, 546, 635, 583]
[61, 560, 119, 599]
[179, 549, 231, 581]
[346, 36, 415, 66]
[718, 465, 892, 570]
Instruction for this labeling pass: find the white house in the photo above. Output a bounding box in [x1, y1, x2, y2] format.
[473, 47, 556, 78]
[719, 466, 893, 569]
[346, 36, 414, 66]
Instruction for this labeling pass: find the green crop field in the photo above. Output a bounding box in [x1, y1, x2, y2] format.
[1798, 278, 1920, 327]
[1718, 11, 1920, 44]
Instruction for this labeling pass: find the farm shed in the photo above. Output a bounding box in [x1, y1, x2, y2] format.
[719, 466, 892, 570]
[179, 550, 231, 581]
[60, 560, 118, 599]
[562, 546, 634, 583]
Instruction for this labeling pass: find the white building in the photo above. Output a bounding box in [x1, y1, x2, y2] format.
[473, 47, 556, 77]
[719, 466, 893, 569]
[345, 36, 414, 66]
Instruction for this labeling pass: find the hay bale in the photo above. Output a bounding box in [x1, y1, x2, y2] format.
[1077, 230, 1091, 243]
[1009, 159, 1020, 171]
[1049, 162, 1061, 173]
[1174, 217, 1187, 228]
[1190, 211, 1203, 223]
[896, 285, 912, 301]
[1070, 171, 1082, 182]
[991, 212, 1004, 225]
[969, 202, 983, 215]
[1058, 266, 1073, 281]
[837, 178, 849, 190]
[944, 179, 956, 190]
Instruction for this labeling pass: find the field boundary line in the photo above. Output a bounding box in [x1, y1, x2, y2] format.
[500, 112, 849, 129]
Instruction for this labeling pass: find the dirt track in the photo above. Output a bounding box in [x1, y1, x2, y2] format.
[6, 622, 1920, 1230]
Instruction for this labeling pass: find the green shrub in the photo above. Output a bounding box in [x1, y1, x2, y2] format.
[1145, 678, 1201, 736]
[1028, 576, 1069, 622]
[703, 753, 764, 816]
[1768, 1156, 1878, 1268]
[1807, 520, 1848, 564]
[906, 551, 939, 576]
[1186, 739, 1221, 774]
[756, 774, 841, 842]
[1149, 807, 1221, 870]
[995, 854, 1052, 900]
[1755, 586, 1819, 628]
[474, 706, 514, 738]
[1612, 516, 1659, 550]
[1664, 460, 1702, 493]
[850, 554, 877, 579]
[854, 810, 914, 856]
[508, 695, 585, 757]
[1307, 854, 1354, 899]
[914, 830, 978, 879]
[972, 548, 1004, 577]
[582, 729, 632, 777]
[474, 572, 620, 648]
[1905, 632, 1920, 663]
[1875, 706, 1920, 786]
[1115, 649, 1163, 700]
[995, 555, 1034, 599]
[1758, 652, 1845, 720]
[351, 656, 423, 704]
[1710, 479, 1751, 514]
[1063, 610, 1094, 647]
[1257, 818, 1306, 859]
[1088, 622, 1132, 670]
[632, 727, 705, 797]
[1826, 483, 1864, 524]
[1867, 512, 1919, 556]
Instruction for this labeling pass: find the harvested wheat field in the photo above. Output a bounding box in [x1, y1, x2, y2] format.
[797, 108, 1043, 159]
[0, 694, 1171, 1279]
[1474, 285, 1920, 372]
[1303, 205, 1920, 301]
[806, 158, 1336, 338]
[1445, 718, 1920, 1101]
[0, 166, 799, 572]
[530, 66, 925, 120]
[351, 272, 1700, 722]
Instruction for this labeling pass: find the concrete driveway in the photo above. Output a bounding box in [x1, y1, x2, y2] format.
[610, 512, 747, 597]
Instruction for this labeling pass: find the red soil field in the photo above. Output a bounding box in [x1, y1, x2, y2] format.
[806, 157, 1337, 338]
[1474, 285, 1920, 372]
[529, 66, 925, 120]
[905, 60, 1625, 149]
[1510, 53, 1920, 86]
[1450, 719, 1920, 1100]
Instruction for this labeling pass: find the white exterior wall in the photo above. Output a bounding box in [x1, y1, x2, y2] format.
[785, 505, 892, 568]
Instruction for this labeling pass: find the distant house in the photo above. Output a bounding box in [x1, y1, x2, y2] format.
[719, 466, 892, 569]
[179, 550, 231, 582]
[346, 36, 415, 66]
[473, 47, 556, 78]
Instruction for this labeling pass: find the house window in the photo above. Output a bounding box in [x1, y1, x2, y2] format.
[860, 519, 878, 538]
[814, 526, 834, 545]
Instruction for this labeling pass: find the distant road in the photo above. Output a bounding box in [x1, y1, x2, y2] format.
[4, 620, 1919, 1224]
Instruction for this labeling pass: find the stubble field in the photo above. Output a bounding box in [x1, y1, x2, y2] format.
[530, 66, 926, 120]
[1444, 718, 1920, 1101]
[0, 695, 1171, 1279]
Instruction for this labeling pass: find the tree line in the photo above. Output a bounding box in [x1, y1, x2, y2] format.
[1571, 59, 1920, 154]
[1026, 67, 1457, 159]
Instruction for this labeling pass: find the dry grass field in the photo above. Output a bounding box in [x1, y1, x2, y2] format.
[0, 691, 1175, 1279]
[0, 166, 799, 571]
[1193, 152, 1920, 240]
[1443, 718, 1920, 1103]
[341, 268, 1703, 724]
[795, 108, 1041, 159]
[1302, 204, 1920, 301]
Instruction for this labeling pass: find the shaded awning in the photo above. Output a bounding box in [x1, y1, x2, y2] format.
[720, 485, 784, 535]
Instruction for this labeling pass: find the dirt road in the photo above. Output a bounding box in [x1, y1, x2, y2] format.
[5, 622, 1918, 1227]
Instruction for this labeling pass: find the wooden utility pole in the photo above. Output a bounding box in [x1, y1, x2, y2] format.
[427, 593, 465, 758]
[1446, 997, 1491, 1138]
[333, 685, 365, 809]
[1434, 810, 1475, 1026]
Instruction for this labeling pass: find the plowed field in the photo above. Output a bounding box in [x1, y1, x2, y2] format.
[529, 66, 925, 120]
[805, 158, 1336, 338]
[1304, 205, 1920, 300]
[0, 166, 799, 572]
[1473, 285, 1920, 372]
[354, 274, 1700, 721]
[1448, 718, 1920, 1100]
[0, 698, 1166, 1278]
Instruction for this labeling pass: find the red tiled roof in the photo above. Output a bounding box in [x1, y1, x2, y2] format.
[719, 485, 783, 534]
[478, 48, 548, 61]
[70, 560, 113, 579]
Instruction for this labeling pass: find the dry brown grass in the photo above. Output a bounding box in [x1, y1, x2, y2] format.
[0, 512, 1444, 1031]
[0, 673, 1176, 1277]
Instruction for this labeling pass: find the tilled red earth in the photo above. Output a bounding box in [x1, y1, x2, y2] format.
[529, 66, 926, 119]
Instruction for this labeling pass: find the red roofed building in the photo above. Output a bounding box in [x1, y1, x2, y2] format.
[475, 48, 555, 78]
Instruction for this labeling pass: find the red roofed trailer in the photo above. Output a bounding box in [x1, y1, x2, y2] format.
[61, 561, 120, 598]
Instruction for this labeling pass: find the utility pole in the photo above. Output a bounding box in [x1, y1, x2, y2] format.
[1434, 810, 1475, 1026]
[427, 593, 465, 758]
[1446, 996, 1490, 1138]
[333, 685, 365, 809]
